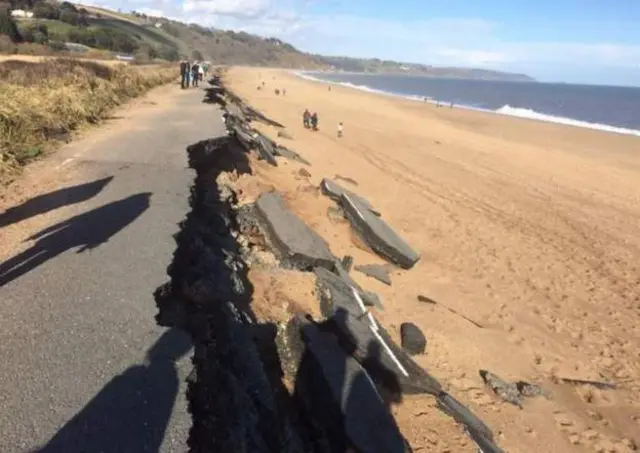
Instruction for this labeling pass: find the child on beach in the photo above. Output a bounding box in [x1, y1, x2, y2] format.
[337, 122, 343, 138]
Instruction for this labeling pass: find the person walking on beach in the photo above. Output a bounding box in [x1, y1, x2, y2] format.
[303, 109, 310, 129]
[310, 112, 318, 131]
[337, 122, 343, 138]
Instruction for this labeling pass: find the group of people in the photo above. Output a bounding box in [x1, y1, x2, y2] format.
[179, 60, 208, 89]
[303, 109, 343, 138]
[303, 109, 318, 131]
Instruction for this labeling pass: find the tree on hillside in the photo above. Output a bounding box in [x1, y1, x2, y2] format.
[191, 49, 203, 60]
[22, 22, 48, 44]
[0, 7, 23, 43]
[59, 2, 77, 12]
[33, 3, 60, 20]
[59, 9, 88, 27]
[158, 45, 179, 61]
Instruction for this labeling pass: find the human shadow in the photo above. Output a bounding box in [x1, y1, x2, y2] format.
[0, 193, 151, 287]
[0, 176, 114, 229]
[36, 328, 192, 453]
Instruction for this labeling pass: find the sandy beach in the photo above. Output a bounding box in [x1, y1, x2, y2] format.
[224, 66, 640, 453]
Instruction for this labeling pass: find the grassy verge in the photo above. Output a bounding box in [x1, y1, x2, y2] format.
[0, 58, 176, 183]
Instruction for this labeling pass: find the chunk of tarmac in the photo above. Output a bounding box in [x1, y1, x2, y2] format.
[254, 191, 336, 270]
[315, 268, 442, 396]
[334, 262, 384, 310]
[340, 193, 420, 269]
[437, 392, 502, 452]
[354, 263, 393, 286]
[275, 145, 312, 166]
[320, 178, 376, 212]
[251, 131, 279, 167]
[287, 314, 411, 453]
[400, 322, 426, 355]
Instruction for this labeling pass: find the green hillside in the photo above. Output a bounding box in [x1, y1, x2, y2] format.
[1, 1, 534, 80]
[1, 0, 324, 66]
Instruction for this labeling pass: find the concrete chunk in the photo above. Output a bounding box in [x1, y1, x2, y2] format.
[340, 194, 420, 269]
[255, 191, 335, 270]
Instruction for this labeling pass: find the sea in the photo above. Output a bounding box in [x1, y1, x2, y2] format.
[298, 72, 640, 137]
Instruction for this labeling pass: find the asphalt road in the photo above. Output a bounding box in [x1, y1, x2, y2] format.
[0, 86, 225, 452]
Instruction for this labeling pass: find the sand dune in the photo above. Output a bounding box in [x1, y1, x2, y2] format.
[226, 67, 640, 453]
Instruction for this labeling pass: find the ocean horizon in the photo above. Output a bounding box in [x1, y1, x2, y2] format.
[298, 71, 640, 137]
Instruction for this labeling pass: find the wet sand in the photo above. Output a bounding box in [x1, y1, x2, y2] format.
[226, 66, 640, 453]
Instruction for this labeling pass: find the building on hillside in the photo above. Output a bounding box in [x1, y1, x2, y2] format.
[11, 9, 34, 18]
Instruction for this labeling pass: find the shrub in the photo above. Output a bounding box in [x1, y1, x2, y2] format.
[158, 45, 179, 61]
[59, 10, 79, 25]
[0, 34, 18, 53]
[48, 40, 66, 52]
[22, 23, 49, 44]
[0, 8, 22, 43]
[0, 59, 176, 181]
[33, 3, 61, 20]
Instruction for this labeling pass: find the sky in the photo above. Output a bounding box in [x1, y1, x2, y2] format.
[84, 0, 640, 85]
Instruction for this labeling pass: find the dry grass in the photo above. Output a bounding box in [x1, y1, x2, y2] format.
[0, 58, 176, 182]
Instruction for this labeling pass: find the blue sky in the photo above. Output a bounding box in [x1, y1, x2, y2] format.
[84, 0, 640, 85]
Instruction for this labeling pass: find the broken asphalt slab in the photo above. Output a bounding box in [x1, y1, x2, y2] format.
[314, 267, 442, 396]
[340, 193, 420, 269]
[320, 178, 376, 213]
[252, 131, 279, 166]
[275, 145, 311, 166]
[254, 191, 336, 270]
[334, 262, 384, 310]
[287, 315, 411, 453]
[354, 264, 393, 286]
[319, 178, 419, 268]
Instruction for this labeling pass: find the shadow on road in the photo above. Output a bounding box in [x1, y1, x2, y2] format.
[0, 176, 114, 229]
[0, 192, 151, 287]
[36, 328, 192, 453]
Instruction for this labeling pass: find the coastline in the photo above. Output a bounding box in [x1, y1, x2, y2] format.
[296, 70, 640, 137]
[225, 66, 640, 453]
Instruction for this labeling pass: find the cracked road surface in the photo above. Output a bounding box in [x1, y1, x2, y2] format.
[0, 85, 224, 453]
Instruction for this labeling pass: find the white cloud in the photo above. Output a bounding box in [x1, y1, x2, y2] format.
[182, 0, 271, 19]
[76, 0, 640, 83]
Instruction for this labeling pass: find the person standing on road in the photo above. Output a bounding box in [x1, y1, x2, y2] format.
[191, 62, 200, 88]
[180, 60, 188, 89]
[184, 60, 192, 89]
[198, 64, 204, 84]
